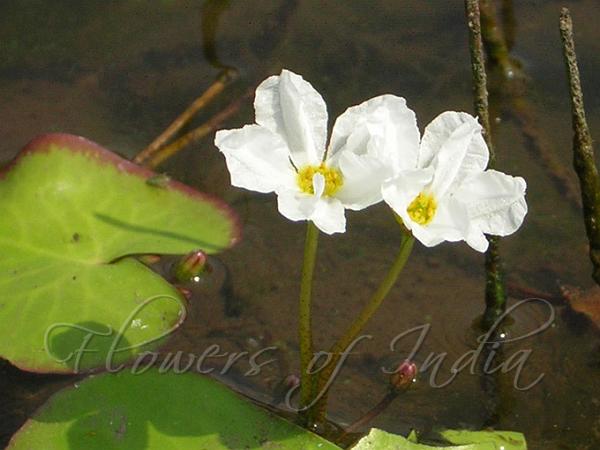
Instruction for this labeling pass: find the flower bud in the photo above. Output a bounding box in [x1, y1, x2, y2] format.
[173, 250, 209, 282]
[272, 374, 300, 405]
[390, 360, 417, 392]
[284, 374, 300, 390]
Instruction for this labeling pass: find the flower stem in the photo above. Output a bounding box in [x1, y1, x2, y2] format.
[342, 391, 398, 436]
[299, 221, 320, 412]
[309, 233, 415, 424]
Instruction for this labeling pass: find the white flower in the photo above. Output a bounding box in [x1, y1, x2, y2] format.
[382, 111, 527, 252]
[215, 69, 419, 234]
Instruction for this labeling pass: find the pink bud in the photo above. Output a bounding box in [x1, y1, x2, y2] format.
[284, 374, 300, 390]
[390, 360, 417, 391]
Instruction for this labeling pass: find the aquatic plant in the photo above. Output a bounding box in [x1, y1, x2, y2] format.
[216, 67, 528, 428]
[4, 1, 598, 449]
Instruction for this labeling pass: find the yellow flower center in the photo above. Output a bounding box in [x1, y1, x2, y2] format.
[407, 192, 437, 225]
[297, 164, 343, 197]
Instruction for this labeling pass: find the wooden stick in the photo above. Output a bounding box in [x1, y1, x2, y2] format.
[134, 69, 237, 166]
[465, 0, 507, 329]
[559, 8, 600, 286]
[144, 88, 253, 169]
[466, 0, 495, 160]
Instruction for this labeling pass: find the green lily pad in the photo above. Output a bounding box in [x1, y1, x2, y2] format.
[0, 134, 240, 373]
[351, 429, 471, 450]
[7, 369, 340, 450]
[441, 429, 527, 450]
[351, 428, 527, 449]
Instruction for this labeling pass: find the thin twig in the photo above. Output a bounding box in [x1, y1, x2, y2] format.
[466, 0, 495, 161]
[144, 88, 253, 169]
[465, 0, 508, 330]
[134, 69, 237, 166]
[560, 8, 600, 286]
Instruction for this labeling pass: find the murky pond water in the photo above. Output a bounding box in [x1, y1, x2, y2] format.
[1, 1, 599, 448]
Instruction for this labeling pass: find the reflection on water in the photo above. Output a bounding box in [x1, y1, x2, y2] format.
[1, 0, 599, 448]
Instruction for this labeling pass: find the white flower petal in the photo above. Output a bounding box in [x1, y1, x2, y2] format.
[311, 198, 346, 234]
[410, 226, 447, 248]
[254, 69, 328, 167]
[328, 94, 420, 174]
[458, 169, 528, 236]
[312, 173, 326, 198]
[215, 125, 295, 193]
[336, 152, 388, 210]
[277, 189, 318, 222]
[414, 197, 470, 245]
[276, 189, 346, 234]
[384, 171, 472, 248]
[421, 111, 489, 196]
[381, 169, 434, 230]
[466, 230, 490, 253]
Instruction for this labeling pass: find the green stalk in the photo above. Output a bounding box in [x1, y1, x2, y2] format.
[309, 233, 415, 424]
[299, 221, 319, 412]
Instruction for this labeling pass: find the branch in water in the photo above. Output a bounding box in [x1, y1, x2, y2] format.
[465, 0, 507, 329]
[559, 8, 600, 286]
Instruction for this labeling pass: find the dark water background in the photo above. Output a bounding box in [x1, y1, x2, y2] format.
[1, 1, 599, 448]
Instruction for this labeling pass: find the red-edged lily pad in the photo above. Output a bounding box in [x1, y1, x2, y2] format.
[0, 134, 240, 373]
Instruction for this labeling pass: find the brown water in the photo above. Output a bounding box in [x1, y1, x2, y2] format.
[1, 1, 599, 449]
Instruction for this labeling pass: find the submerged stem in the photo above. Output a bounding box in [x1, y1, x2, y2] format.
[478, 0, 517, 77]
[143, 88, 253, 169]
[134, 69, 237, 166]
[299, 221, 319, 412]
[343, 391, 398, 435]
[309, 233, 414, 424]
